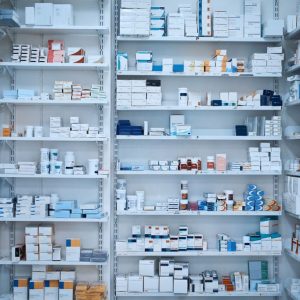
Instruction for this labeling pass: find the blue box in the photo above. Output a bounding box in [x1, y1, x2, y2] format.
[173, 64, 184, 72]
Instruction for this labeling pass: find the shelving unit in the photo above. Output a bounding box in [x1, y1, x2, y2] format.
[113, 0, 282, 299]
[0, 0, 112, 297]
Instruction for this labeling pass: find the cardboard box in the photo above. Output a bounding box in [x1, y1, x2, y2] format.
[159, 276, 173, 292]
[34, 3, 53, 26]
[139, 259, 156, 277]
[144, 276, 159, 292]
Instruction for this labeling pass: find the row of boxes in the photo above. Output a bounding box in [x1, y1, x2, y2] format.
[213, 11, 243, 38]
[117, 79, 162, 106]
[284, 176, 300, 215]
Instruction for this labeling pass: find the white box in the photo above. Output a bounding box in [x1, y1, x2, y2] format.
[39, 252, 52, 261]
[144, 276, 159, 292]
[59, 288, 73, 300]
[39, 225, 53, 236]
[29, 288, 44, 300]
[116, 275, 128, 292]
[32, 272, 46, 280]
[174, 279, 188, 294]
[66, 247, 80, 262]
[139, 259, 155, 277]
[14, 286, 28, 300]
[26, 252, 39, 261]
[53, 4, 73, 26]
[45, 282, 59, 300]
[159, 276, 174, 292]
[46, 272, 60, 280]
[26, 225, 39, 236]
[128, 275, 143, 292]
[60, 271, 76, 281]
[34, 3, 53, 26]
[25, 7, 35, 25]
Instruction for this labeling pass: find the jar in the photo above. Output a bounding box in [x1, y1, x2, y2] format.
[181, 180, 188, 190]
[25, 125, 34, 138]
[178, 88, 188, 106]
[207, 156, 215, 171]
[191, 158, 198, 170]
[181, 189, 188, 200]
[180, 158, 188, 170]
[180, 199, 188, 210]
[2, 124, 11, 137]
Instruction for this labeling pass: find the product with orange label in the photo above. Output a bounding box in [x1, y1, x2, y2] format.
[14, 278, 29, 300]
[29, 280, 44, 299]
[66, 239, 81, 262]
[2, 124, 11, 137]
[59, 281, 74, 300]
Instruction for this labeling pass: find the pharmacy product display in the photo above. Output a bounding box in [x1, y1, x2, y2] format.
[13, 267, 107, 300]
[285, 278, 300, 299]
[117, 80, 282, 108]
[117, 48, 284, 76]
[12, 224, 108, 263]
[0, 148, 104, 176]
[284, 176, 300, 216]
[119, 0, 283, 39]
[116, 181, 281, 213]
[116, 218, 282, 254]
[117, 144, 281, 173]
[116, 260, 280, 294]
[11, 41, 103, 64]
[286, 225, 300, 259]
[0, 194, 106, 220]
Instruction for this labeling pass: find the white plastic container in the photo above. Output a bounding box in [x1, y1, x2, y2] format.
[25, 126, 34, 137]
[40, 161, 50, 174]
[34, 126, 43, 138]
[88, 159, 99, 175]
[40, 148, 49, 162]
[50, 149, 58, 161]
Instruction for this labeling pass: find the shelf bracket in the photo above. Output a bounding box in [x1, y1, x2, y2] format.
[2, 28, 14, 43]
[3, 65, 14, 80]
[0, 178, 13, 187]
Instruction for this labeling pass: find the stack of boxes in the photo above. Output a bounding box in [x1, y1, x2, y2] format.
[53, 81, 72, 100]
[54, 199, 78, 218]
[18, 162, 36, 175]
[119, 0, 151, 36]
[264, 116, 281, 137]
[250, 47, 284, 75]
[117, 120, 144, 136]
[213, 10, 229, 38]
[229, 15, 244, 38]
[248, 144, 281, 172]
[13, 278, 29, 300]
[66, 238, 81, 262]
[244, 0, 261, 38]
[117, 80, 162, 107]
[198, 0, 212, 36]
[48, 40, 65, 63]
[91, 84, 106, 100]
[284, 176, 300, 216]
[136, 51, 153, 71]
[67, 47, 86, 64]
[179, 5, 198, 37]
[24, 225, 54, 261]
[0, 197, 14, 218]
[150, 7, 166, 37]
[167, 13, 185, 37]
[11, 44, 46, 63]
[71, 84, 83, 100]
[244, 184, 265, 211]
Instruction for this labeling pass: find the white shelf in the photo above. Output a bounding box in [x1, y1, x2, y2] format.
[285, 135, 300, 140]
[117, 70, 282, 78]
[0, 173, 109, 179]
[286, 100, 300, 107]
[0, 99, 108, 105]
[117, 135, 282, 141]
[116, 291, 281, 297]
[0, 216, 109, 223]
[10, 25, 109, 35]
[285, 287, 299, 300]
[285, 249, 300, 262]
[0, 137, 108, 142]
[117, 211, 282, 217]
[117, 105, 281, 111]
[117, 170, 282, 176]
[286, 171, 300, 177]
[0, 62, 109, 71]
[285, 27, 300, 40]
[0, 258, 107, 266]
[116, 250, 282, 257]
[117, 36, 281, 43]
[285, 210, 300, 220]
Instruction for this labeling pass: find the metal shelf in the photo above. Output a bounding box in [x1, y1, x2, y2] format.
[285, 248, 300, 262]
[0, 173, 109, 179]
[116, 250, 281, 257]
[117, 70, 282, 78]
[0, 258, 107, 266]
[117, 135, 282, 141]
[285, 27, 300, 40]
[117, 211, 282, 217]
[285, 135, 300, 140]
[0, 137, 108, 142]
[287, 65, 300, 75]
[9, 25, 109, 35]
[117, 36, 282, 43]
[117, 170, 282, 176]
[286, 171, 300, 177]
[0, 62, 109, 71]
[116, 291, 281, 297]
[285, 210, 300, 220]
[286, 100, 300, 107]
[0, 99, 108, 105]
[0, 216, 109, 223]
[117, 105, 281, 111]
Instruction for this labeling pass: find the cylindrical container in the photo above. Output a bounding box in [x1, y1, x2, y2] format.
[117, 189, 126, 201]
[180, 199, 188, 210]
[136, 191, 145, 211]
[25, 126, 34, 138]
[144, 121, 149, 136]
[178, 88, 188, 106]
[40, 161, 50, 174]
[117, 179, 127, 190]
[207, 156, 215, 171]
[40, 148, 49, 162]
[49, 161, 56, 174]
[181, 180, 188, 190]
[224, 190, 234, 202]
[54, 161, 63, 175]
[181, 189, 188, 200]
[34, 126, 43, 138]
[117, 200, 127, 211]
[65, 152, 75, 167]
[2, 124, 11, 137]
[88, 159, 99, 175]
[50, 149, 58, 162]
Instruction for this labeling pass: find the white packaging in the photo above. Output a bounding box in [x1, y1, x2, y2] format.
[128, 275, 143, 293]
[160, 276, 174, 292]
[144, 276, 159, 292]
[25, 7, 35, 25]
[34, 3, 53, 26]
[53, 4, 73, 26]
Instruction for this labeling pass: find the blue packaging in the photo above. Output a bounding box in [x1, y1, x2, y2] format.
[54, 210, 71, 218]
[152, 64, 163, 72]
[173, 64, 184, 73]
[55, 200, 77, 210]
[70, 213, 82, 218]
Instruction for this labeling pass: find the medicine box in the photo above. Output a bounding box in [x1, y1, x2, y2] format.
[14, 278, 29, 300]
